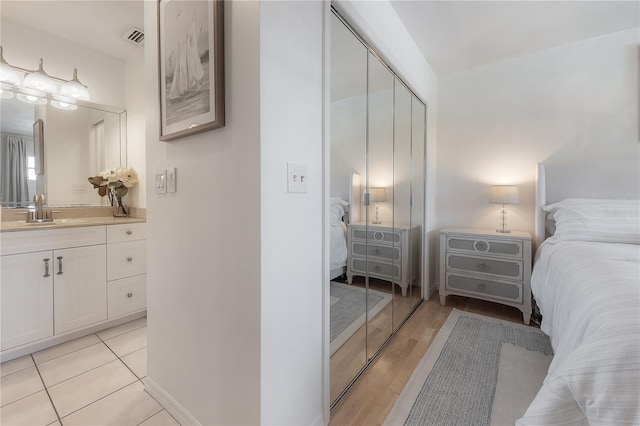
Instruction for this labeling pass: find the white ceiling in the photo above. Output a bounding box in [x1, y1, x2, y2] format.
[1, 0, 144, 60]
[390, 1, 640, 75]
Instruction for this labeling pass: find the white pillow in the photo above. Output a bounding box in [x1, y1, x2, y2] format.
[330, 203, 346, 226]
[543, 199, 640, 244]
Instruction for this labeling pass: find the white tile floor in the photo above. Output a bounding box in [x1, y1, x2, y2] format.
[0, 318, 179, 426]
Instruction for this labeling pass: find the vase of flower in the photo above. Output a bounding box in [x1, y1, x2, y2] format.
[88, 167, 138, 218]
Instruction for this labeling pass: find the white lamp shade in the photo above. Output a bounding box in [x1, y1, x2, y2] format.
[0, 62, 20, 86]
[370, 187, 387, 203]
[23, 59, 57, 94]
[61, 69, 89, 101]
[489, 185, 519, 205]
[0, 47, 21, 86]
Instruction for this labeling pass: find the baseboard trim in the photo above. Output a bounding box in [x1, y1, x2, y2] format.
[144, 377, 201, 426]
[311, 412, 325, 426]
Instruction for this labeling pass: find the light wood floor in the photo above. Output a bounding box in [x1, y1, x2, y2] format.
[329, 293, 533, 425]
[330, 277, 421, 402]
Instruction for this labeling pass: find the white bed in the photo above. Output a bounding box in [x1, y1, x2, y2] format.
[330, 173, 361, 280]
[517, 159, 640, 425]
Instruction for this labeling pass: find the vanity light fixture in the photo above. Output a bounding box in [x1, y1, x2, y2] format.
[0, 46, 90, 109]
[489, 185, 519, 233]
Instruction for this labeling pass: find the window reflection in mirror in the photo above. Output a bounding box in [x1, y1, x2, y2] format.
[0, 97, 125, 208]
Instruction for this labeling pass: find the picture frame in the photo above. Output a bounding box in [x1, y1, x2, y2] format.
[33, 119, 44, 175]
[158, 0, 224, 141]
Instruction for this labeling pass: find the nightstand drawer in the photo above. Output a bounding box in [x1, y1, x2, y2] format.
[351, 258, 400, 279]
[352, 243, 400, 261]
[447, 236, 522, 258]
[447, 253, 523, 280]
[352, 228, 400, 244]
[446, 273, 522, 303]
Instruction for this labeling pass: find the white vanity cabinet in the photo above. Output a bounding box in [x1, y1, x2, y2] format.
[106, 223, 147, 318]
[0, 222, 146, 359]
[1, 252, 54, 350]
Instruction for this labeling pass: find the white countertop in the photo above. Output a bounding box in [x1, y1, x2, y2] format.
[1, 216, 145, 232]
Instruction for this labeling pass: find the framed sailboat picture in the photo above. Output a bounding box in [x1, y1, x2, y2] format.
[158, 0, 224, 141]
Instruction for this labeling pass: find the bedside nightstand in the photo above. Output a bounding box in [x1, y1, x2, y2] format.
[439, 228, 532, 324]
[347, 222, 420, 297]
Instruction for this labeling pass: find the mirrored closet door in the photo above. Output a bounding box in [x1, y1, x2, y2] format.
[329, 9, 427, 408]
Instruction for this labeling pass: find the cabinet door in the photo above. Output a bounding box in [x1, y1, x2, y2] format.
[54, 245, 107, 334]
[1, 252, 54, 350]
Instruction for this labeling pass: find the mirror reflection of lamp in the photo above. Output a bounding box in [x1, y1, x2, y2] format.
[369, 187, 387, 225]
[489, 185, 519, 233]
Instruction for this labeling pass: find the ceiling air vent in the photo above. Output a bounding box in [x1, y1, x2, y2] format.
[123, 27, 144, 47]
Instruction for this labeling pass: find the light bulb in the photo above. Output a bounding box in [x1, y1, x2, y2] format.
[0, 46, 21, 86]
[0, 87, 15, 99]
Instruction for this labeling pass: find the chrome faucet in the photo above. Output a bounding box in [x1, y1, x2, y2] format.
[27, 194, 54, 223]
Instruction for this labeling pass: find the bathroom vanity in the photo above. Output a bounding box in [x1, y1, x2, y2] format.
[0, 214, 147, 362]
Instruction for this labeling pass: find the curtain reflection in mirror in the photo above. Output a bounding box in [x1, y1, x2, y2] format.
[0, 135, 30, 206]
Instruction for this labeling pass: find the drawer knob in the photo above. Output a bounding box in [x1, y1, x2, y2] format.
[374, 265, 381, 272]
[127, 292, 133, 298]
[127, 257, 133, 262]
[126, 230, 133, 235]
[477, 283, 486, 290]
[375, 249, 381, 255]
[478, 262, 487, 270]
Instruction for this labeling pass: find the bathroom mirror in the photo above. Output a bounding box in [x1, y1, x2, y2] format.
[0, 97, 126, 208]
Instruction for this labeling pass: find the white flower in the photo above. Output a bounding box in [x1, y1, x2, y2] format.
[120, 167, 138, 188]
[100, 168, 118, 183]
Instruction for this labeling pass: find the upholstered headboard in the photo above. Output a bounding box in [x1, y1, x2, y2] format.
[535, 155, 640, 247]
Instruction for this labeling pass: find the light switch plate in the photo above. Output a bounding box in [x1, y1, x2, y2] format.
[155, 170, 167, 194]
[287, 163, 307, 194]
[166, 167, 177, 193]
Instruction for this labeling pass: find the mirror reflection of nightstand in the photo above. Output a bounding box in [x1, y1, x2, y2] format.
[347, 222, 420, 297]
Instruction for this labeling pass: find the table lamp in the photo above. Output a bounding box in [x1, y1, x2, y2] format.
[489, 185, 519, 233]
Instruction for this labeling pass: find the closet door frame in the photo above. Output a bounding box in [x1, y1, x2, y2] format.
[326, 3, 428, 413]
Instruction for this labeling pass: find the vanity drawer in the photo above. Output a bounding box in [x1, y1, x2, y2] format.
[107, 223, 146, 243]
[107, 240, 146, 281]
[447, 236, 522, 258]
[352, 242, 400, 261]
[108, 275, 147, 318]
[351, 228, 400, 244]
[1, 226, 106, 255]
[446, 253, 523, 281]
[351, 258, 400, 280]
[446, 273, 522, 303]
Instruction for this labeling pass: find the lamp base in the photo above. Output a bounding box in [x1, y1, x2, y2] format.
[496, 229, 511, 234]
[372, 220, 382, 225]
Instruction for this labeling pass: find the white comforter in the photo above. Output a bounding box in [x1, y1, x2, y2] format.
[518, 239, 640, 425]
[330, 221, 348, 270]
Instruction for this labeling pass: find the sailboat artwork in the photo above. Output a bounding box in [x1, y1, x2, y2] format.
[159, 0, 224, 141]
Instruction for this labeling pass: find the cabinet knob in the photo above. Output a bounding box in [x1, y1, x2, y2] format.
[375, 249, 381, 255]
[126, 230, 132, 235]
[477, 283, 486, 290]
[374, 265, 381, 272]
[127, 292, 133, 298]
[478, 262, 487, 270]
[127, 257, 133, 262]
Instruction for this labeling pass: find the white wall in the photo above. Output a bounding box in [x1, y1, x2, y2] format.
[437, 28, 639, 243]
[260, 2, 324, 424]
[125, 49, 146, 209]
[335, 0, 439, 293]
[144, 1, 262, 424]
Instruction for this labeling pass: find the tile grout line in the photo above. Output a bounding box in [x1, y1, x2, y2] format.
[135, 406, 165, 426]
[31, 353, 63, 426]
[56, 380, 139, 421]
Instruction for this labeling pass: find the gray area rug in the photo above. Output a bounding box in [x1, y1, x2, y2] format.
[385, 309, 553, 426]
[330, 281, 392, 355]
